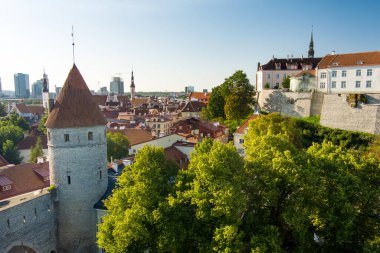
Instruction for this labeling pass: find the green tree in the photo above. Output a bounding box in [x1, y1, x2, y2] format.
[29, 137, 44, 163]
[106, 132, 130, 161]
[207, 86, 226, 119]
[0, 125, 24, 152]
[38, 113, 48, 134]
[281, 76, 291, 89]
[0, 113, 30, 131]
[2, 140, 22, 164]
[97, 146, 179, 253]
[0, 102, 7, 117]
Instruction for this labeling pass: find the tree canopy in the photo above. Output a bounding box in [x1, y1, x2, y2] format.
[106, 132, 130, 161]
[29, 137, 44, 163]
[98, 114, 380, 252]
[2, 140, 22, 164]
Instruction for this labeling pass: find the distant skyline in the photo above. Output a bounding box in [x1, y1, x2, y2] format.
[1, 0, 379, 92]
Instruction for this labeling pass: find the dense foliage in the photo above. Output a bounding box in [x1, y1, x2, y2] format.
[29, 137, 44, 163]
[98, 113, 380, 252]
[106, 132, 130, 161]
[204, 70, 255, 122]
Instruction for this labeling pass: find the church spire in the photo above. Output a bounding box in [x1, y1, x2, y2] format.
[130, 70, 136, 100]
[308, 26, 314, 58]
[42, 69, 49, 92]
[130, 70, 135, 88]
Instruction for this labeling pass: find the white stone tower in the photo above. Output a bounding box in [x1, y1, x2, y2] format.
[130, 70, 136, 100]
[42, 71, 54, 111]
[45, 64, 108, 253]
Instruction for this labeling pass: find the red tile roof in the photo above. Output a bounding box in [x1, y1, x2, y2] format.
[189, 92, 211, 103]
[0, 162, 50, 200]
[164, 146, 188, 168]
[293, 69, 316, 77]
[108, 128, 153, 146]
[234, 114, 259, 134]
[27, 105, 45, 115]
[15, 103, 30, 114]
[180, 101, 206, 113]
[318, 51, 380, 69]
[45, 64, 107, 128]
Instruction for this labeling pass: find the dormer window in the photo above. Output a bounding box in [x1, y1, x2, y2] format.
[332, 62, 339, 66]
[0, 175, 13, 191]
[275, 63, 281, 70]
[286, 63, 298, 70]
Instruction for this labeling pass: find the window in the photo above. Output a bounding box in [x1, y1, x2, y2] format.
[64, 134, 69, 142]
[283, 74, 286, 78]
[67, 176, 71, 185]
[356, 81, 361, 88]
[356, 70, 361, 76]
[100, 170, 102, 180]
[267, 74, 271, 79]
[48, 131, 51, 141]
[7, 219, 10, 229]
[239, 139, 244, 144]
[88, 132, 93, 140]
[342, 70, 347, 77]
[367, 69, 373, 76]
[276, 74, 280, 79]
[332, 71, 337, 77]
[332, 81, 336, 88]
[34, 208, 37, 217]
[341, 81, 346, 88]
[157, 124, 161, 129]
[320, 72, 327, 78]
[2, 185, 11, 191]
[366, 81, 372, 88]
[319, 83, 326, 89]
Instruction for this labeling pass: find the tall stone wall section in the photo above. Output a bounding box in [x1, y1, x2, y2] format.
[0, 192, 57, 253]
[48, 125, 108, 253]
[320, 94, 380, 134]
[258, 90, 313, 117]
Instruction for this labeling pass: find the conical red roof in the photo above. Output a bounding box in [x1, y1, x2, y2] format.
[45, 64, 107, 128]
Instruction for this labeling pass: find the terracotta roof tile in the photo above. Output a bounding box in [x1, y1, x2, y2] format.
[27, 105, 45, 115]
[235, 114, 259, 134]
[45, 64, 107, 128]
[0, 162, 50, 200]
[108, 128, 153, 146]
[15, 103, 30, 113]
[17, 130, 48, 150]
[293, 69, 316, 77]
[189, 92, 211, 103]
[181, 101, 206, 113]
[317, 51, 380, 69]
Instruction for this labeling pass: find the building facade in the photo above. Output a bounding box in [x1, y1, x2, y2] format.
[14, 73, 30, 98]
[110, 76, 124, 94]
[316, 51, 380, 93]
[32, 79, 43, 98]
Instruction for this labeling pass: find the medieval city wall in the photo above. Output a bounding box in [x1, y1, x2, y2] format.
[320, 94, 380, 134]
[0, 191, 57, 253]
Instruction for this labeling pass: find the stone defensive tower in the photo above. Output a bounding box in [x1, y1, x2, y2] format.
[45, 64, 108, 252]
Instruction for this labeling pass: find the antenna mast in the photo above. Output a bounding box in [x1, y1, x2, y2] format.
[71, 25, 75, 63]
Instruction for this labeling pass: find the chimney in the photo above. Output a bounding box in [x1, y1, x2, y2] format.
[331, 50, 336, 55]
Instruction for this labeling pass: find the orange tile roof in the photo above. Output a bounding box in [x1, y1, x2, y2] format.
[318, 51, 380, 69]
[293, 69, 316, 77]
[189, 92, 211, 102]
[234, 114, 259, 134]
[0, 162, 50, 200]
[108, 128, 153, 146]
[45, 64, 107, 128]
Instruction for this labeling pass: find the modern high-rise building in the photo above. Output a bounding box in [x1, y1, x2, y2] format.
[109, 76, 124, 94]
[31, 79, 43, 98]
[14, 73, 30, 98]
[185, 86, 195, 94]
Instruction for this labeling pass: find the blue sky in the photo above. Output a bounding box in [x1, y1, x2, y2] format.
[1, 0, 379, 92]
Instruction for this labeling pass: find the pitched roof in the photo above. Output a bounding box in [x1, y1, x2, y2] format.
[317, 51, 380, 69]
[293, 69, 316, 77]
[181, 101, 207, 113]
[189, 92, 211, 102]
[260, 57, 322, 71]
[234, 114, 259, 134]
[108, 128, 153, 146]
[0, 162, 50, 201]
[15, 103, 30, 114]
[45, 64, 107, 128]
[27, 105, 45, 115]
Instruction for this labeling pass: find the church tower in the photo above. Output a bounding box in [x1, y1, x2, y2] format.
[308, 29, 315, 58]
[45, 64, 108, 253]
[42, 71, 54, 112]
[130, 70, 136, 100]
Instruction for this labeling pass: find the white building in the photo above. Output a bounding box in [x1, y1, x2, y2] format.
[316, 51, 380, 94]
[256, 56, 321, 91]
[233, 114, 259, 155]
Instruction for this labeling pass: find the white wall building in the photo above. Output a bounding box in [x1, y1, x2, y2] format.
[316, 51, 380, 94]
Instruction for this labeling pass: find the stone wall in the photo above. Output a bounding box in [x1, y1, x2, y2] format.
[320, 94, 380, 134]
[0, 191, 57, 253]
[258, 90, 313, 117]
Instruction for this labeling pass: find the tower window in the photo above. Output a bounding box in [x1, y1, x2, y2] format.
[100, 170, 102, 180]
[67, 176, 71, 185]
[48, 131, 51, 141]
[7, 219, 10, 229]
[88, 132, 93, 140]
[64, 134, 70, 142]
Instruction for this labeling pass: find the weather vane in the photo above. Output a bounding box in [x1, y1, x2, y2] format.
[71, 25, 75, 64]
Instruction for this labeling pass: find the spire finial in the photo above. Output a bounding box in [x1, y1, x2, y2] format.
[71, 25, 75, 64]
[308, 25, 315, 58]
